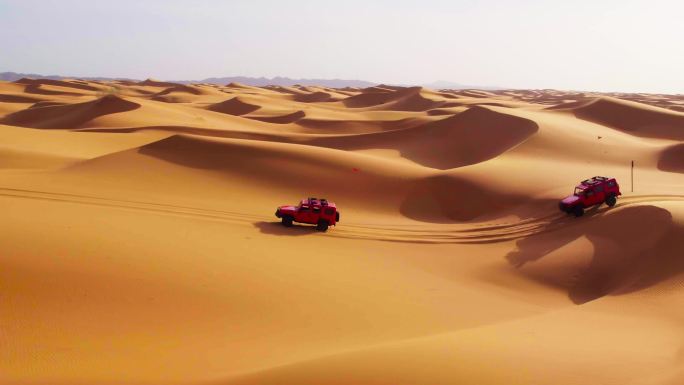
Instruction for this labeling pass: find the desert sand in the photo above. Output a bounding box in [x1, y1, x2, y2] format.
[1, 78, 684, 385]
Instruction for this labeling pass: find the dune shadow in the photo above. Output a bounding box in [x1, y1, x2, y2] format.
[208, 97, 261, 116]
[505, 205, 684, 304]
[572, 98, 684, 140]
[248, 110, 306, 124]
[0, 94, 42, 103]
[658, 143, 684, 173]
[1, 94, 141, 129]
[399, 174, 531, 222]
[307, 106, 539, 170]
[23, 84, 82, 96]
[254, 221, 319, 236]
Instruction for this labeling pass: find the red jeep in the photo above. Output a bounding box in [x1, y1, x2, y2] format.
[559, 176, 621, 217]
[275, 197, 340, 231]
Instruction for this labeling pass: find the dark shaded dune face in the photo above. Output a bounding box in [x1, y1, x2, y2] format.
[362, 85, 398, 92]
[427, 108, 458, 116]
[573, 98, 684, 140]
[506, 205, 683, 304]
[137, 79, 181, 87]
[154, 85, 205, 96]
[136, 135, 412, 210]
[400, 174, 523, 222]
[12, 78, 100, 92]
[455, 90, 494, 98]
[208, 97, 261, 116]
[387, 93, 447, 112]
[296, 117, 425, 134]
[13, 77, 34, 84]
[406, 107, 538, 168]
[308, 106, 539, 169]
[658, 143, 684, 173]
[225, 82, 257, 89]
[150, 85, 210, 103]
[342, 88, 402, 108]
[1, 94, 140, 129]
[249, 110, 305, 124]
[0, 94, 43, 103]
[150, 86, 210, 103]
[293, 91, 333, 103]
[113, 80, 138, 86]
[28, 101, 69, 108]
[23, 84, 83, 96]
[342, 86, 445, 111]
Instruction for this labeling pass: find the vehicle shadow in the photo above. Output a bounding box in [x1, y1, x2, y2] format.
[505, 204, 684, 304]
[254, 221, 319, 236]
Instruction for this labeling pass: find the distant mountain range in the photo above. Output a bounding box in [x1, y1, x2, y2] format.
[0, 72, 139, 83]
[0, 71, 501, 90]
[194, 76, 376, 88]
[423, 80, 503, 91]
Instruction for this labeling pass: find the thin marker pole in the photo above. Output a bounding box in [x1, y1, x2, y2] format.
[631, 160, 634, 192]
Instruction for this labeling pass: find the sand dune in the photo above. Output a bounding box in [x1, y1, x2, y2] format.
[342, 86, 452, 111]
[2, 79, 684, 385]
[137, 78, 182, 87]
[249, 110, 306, 124]
[570, 97, 684, 140]
[659, 143, 684, 173]
[208, 97, 262, 115]
[2, 94, 140, 129]
[14, 77, 102, 92]
[307, 106, 538, 169]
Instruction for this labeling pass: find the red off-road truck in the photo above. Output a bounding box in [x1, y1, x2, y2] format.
[559, 176, 621, 217]
[275, 197, 340, 231]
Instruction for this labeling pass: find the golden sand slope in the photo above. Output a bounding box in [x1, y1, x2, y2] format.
[1, 79, 684, 385]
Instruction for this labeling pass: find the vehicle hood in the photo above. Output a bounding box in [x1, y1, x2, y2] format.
[278, 205, 296, 212]
[560, 195, 579, 205]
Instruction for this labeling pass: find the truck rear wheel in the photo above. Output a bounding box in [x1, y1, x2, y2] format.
[317, 220, 329, 232]
[606, 195, 617, 207]
[282, 216, 293, 227]
[573, 206, 584, 217]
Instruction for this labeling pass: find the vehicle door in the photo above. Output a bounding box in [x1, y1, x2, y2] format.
[311, 204, 322, 223]
[583, 188, 600, 206]
[593, 184, 606, 204]
[297, 204, 311, 223]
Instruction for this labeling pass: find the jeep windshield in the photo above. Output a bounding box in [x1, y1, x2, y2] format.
[574, 186, 585, 195]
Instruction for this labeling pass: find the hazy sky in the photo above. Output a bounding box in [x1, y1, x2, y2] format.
[1, 0, 682, 93]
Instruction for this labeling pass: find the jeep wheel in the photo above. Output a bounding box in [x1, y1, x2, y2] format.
[573, 206, 584, 217]
[316, 220, 329, 232]
[606, 195, 617, 207]
[282, 216, 293, 227]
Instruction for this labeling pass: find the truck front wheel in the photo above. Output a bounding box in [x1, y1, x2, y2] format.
[606, 195, 617, 207]
[317, 220, 329, 232]
[282, 216, 293, 227]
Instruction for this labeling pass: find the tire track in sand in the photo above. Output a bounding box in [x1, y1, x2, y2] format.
[0, 187, 682, 244]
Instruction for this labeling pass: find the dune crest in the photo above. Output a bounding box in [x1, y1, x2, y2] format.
[208, 97, 262, 115]
[308, 106, 538, 169]
[137, 78, 182, 87]
[571, 97, 684, 140]
[1, 94, 140, 129]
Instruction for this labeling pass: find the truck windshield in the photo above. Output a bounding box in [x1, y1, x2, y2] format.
[574, 187, 584, 195]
